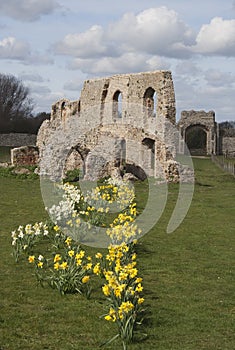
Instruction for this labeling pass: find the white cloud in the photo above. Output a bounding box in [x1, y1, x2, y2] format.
[25, 52, 54, 65]
[0, 36, 54, 64]
[69, 52, 170, 75]
[174, 72, 235, 122]
[0, 0, 59, 22]
[146, 56, 170, 70]
[204, 69, 235, 87]
[18, 72, 45, 82]
[0, 36, 30, 59]
[108, 7, 195, 58]
[194, 17, 235, 56]
[53, 7, 195, 62]
[63, 79, 84, 91]
[32, 91, 64, 113]
[29, 85, 51, 94]
[53, 25, 115, 58]
[175, 60, 201, 76]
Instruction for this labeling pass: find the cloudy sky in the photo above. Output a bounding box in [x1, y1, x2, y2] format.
[0, 0, 235, 122]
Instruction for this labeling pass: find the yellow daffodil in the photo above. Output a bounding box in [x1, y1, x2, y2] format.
[118, 309, 124, 320]
[85, 263, 92, 270]
[37, 261, 43, 268]
[114, 284, 126, 298]
[54, 262, 60, 270]
[66, 220, 73, 227]
[65, 237, 72, 246]
[68, 250, 75, 257]
[102, 284, 110, 296]
[60, 261, 68, 270]
[135, 277, 143, 284]
[76, 259, 82, 266]
[93, 263, 101, 275]
[129, 268, 138, 279]
[135, 283, 143, 292]
[106, 308, 116, 322]
[28, 255, 35, 263]
[76, 250, 85, 259]
[114, 287, 122, 298]
[104, 315, 112, 321]
[138, 297, 145, 304]
[118, 271, 128, 281]
[119, 301, 134, 314]
[82, 275, 90, 284]
[54, 254, 61, 263]
[132, 253, 137, 260]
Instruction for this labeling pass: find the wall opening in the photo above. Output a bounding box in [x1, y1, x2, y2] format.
[185, 125, 207, 155]
[100, 82, 109, 121]
[113, 90, 122, 119]
[120, 139, 126, 163]
[64, 144, 90, 180]
[142, 137, 155, 171]
[143, 87, 157, 118]
[61, 101, 68, 121]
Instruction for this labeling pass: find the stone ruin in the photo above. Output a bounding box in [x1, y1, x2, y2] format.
[11, 146, 39, 166]
[37, 70, 193, 183]
[178, 110, 219, 155]
[177, 109, 235, 157]
[7, 71, 234, 181]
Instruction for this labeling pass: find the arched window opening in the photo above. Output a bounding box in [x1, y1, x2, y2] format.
[143, 87, 157, 118]
[61, 101, 67, 120]
[113, 90, 122, 119]
[64, 148, 84, 180]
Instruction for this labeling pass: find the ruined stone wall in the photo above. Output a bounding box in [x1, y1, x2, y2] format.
[37, 70, 188, 182]
[0, 133, 36, 147]
[11, 146, 39, 166]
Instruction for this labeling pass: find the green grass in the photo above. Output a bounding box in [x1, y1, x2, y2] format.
[0, 158, 235, 349]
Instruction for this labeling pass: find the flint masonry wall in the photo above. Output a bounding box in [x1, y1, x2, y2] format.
[11, 146, 39, 166]
[37, 71, 191, 182]
[0, 133, 36, 147]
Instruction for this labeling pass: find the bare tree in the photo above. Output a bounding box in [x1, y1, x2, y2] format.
[219, 121, 235, 137]
[0, 73, 34, 132]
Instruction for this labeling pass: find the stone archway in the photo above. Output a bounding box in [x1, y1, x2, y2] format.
[185, 125, 207, 155]
[178, 110, 218, 155]
[64, 148, 84, 178]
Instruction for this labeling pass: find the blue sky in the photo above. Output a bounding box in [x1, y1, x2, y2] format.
[0, 0, 235, 122]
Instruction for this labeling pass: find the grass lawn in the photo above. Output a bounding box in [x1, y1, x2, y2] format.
[0, 158, 234, 349]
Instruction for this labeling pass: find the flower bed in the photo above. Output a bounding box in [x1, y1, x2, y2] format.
[11, 178, 146, 349]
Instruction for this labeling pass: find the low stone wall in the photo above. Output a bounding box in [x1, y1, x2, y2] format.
[11, 146, 39, 166]
[0, 133, 36, 147]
